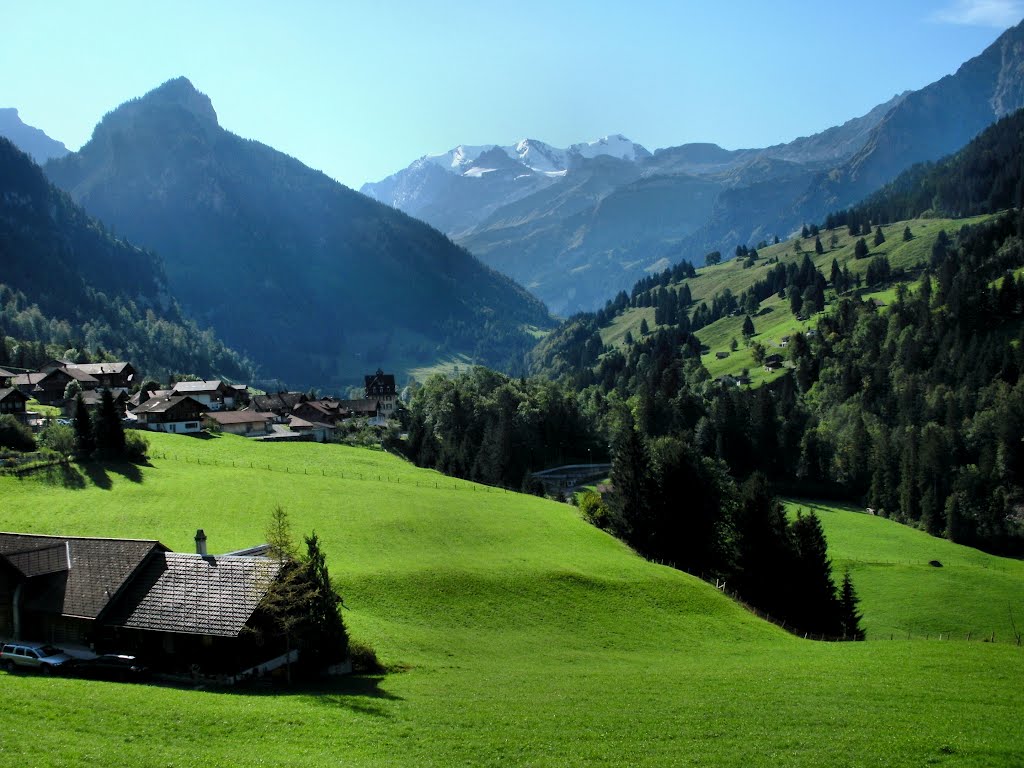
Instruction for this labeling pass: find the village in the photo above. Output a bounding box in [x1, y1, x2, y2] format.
[0, 359, 402, 683]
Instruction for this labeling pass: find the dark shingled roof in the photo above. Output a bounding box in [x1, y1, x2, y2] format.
[69, 362, 133, 376]
[0, 533, 163, 618]
[251, 392, 307, 414]
[0, 387, 30, 403]
[133, 394, 204, 414]
[104, 553, 282, 637]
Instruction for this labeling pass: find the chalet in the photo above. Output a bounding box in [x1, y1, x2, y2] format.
[292, 399, 345, 426]
[779, 336, 791, 348]
[287, 415, 334, 442]
[32, 366, 100, 404]
[715, 351, 730, 360]
[132, 395, 206, 433]
[203, 410, 274, 436]
[337, 399, 379, 418]
[0, 388, 30, 419]
[13, 372, 45, 397]
[251, 392, 308, 421]
[67, 362, 137, 389]
[364, 369, 397, 417]
[0, 531, 287, 676]
[764, 354, 784, 371]
[38, 358, 75, 373]
[70, 388, 131, 416]
[171, 380, 235, 411]
[230, 384, 251, 408]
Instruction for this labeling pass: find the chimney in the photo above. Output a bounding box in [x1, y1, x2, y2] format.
[195, 529, 208, 556]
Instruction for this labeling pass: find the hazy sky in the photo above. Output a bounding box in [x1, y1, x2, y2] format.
[3, 1, 1021, 188]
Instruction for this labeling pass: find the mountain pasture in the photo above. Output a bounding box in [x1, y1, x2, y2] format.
[1, 434, 1021, 766]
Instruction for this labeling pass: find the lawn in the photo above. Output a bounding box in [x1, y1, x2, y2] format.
[787, 499, 1024, 642]
[0, 434, 1021, 767]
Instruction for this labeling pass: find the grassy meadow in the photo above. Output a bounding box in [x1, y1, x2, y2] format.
[0, 433, 1022, 766]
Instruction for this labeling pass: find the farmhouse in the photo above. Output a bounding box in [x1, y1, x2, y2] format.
[251, 392, 308, 421]
[67, 362, 137, 389]
[0, 387, 30, 419]
[132, 395, 206, 433]
[32, 366, 100, 404]
[171, 380, 236, 411]
[0, 531, 287, 675]
[203, 410, 274, 436]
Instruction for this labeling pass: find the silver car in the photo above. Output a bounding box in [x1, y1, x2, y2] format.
[0, 642, 74, 674]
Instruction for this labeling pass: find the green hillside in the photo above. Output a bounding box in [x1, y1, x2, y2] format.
[787, 500, 1024, 641]
[595, 214, 993, 385]
[1, 435, 1022, 766]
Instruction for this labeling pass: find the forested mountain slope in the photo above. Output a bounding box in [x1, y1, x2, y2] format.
[0, 137, 251, 380]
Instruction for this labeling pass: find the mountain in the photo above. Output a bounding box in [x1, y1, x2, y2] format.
[366, 19, 1024, 316]
[45, 78, 553, 390]
[0, 137, 250, 380]
[0, 108, 68, 164]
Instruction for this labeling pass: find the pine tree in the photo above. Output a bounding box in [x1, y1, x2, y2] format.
[873, 226, 886, 246]
[902, 226, 913, 242]
[854, 238, 870, 259]
[742, 314, 755, 339]
[789, 510, 841, 636]
[639, 317, 650, 335]
[94, 389, 125, 460]
[300, 532, 349, 667]
[73, 393, 95, 458]
[839, 570, 865, 640]
[814, 236, 824, 255]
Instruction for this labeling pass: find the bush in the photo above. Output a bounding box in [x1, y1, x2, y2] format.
[578, 490, 610, 529]
[39, 422, 75, 455]
[0, 415, 35, 452]
[124, 430, 150, 463]
[347, 639, 384, 673]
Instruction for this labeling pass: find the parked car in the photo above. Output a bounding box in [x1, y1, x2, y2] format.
[68, 653, 150, 681]
[0, 641, 73, 674]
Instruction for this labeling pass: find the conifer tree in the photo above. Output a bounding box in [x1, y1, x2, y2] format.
[903, 226, 913, 242]
[639, 317, 650, 335]
[873, 226, 886, 246]
[742, 315, 755, 339]
[839, 570, 865, 640]
[789, 510, 841, 636]
[814, 236, 824, 255]
[854, 238, 870, 259]
[94, 389, 125, 460]
[73, 393, 95, 458]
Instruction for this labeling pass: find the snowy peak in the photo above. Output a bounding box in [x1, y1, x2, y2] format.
[569, 134, 652, 162]
[409, 134, 649, 179]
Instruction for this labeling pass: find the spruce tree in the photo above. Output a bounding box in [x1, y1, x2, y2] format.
[903, 226, 913, 242]
[742, 315, 755, 339]
[814, 236, 824, 255]
[94, 389, 126, 460]
[839, 570, 865, 640]
[873, 226, 886, 246]
[73, 393, 95, 458]
[854, 238, 870, 259]
[789, 510, 841, 636]
[639, 317, 650, 335]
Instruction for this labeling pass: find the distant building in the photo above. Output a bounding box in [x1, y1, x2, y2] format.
[132, 395, 206, 433]
[171, 380, 236, 411]
[364, 369, 396, 416]
[203, 410, 274, 436]
[0, 387, 30, 420]
[66, 362, 137, 390]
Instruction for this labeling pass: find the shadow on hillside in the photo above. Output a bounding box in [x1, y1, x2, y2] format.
[756, 306, 775, 317]
[183, 431, 219, 440]
[223, 674, 402, 717]
[38, 462, 86, 489]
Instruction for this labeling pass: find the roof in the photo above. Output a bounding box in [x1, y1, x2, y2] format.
[0, 367, 14, 379]
[133, 395, 205, 415]
[79, 388, 130, 406]
[42, 366, 100, 385]
[251, 392, 307, 413]
[13, 372, 44, 387]
[172, 380, 225, 394]
[69, 362, 133, 376]
[0, 533, 163, 619]
[0, 387, 29, 402]
[338, 398, 380, 414]
[104, 552, 282, 637]
[204, 410, 274, 425]
[364, 369, 396, 393]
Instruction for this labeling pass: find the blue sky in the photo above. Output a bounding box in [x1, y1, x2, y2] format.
[3, 1, 1021, 188]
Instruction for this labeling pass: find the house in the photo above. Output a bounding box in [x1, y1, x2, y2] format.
[132, 395, 206, 433]
[0, 387, 30, 419]
[0, 531, 287, 676]
[230, 384, 251, 408]
[38, 358, 76, 374]
[364, 369, 397, 417]
[286, 415, 334, 443]
[203, 410, 274, 436]
[31, 366, 100, 404]
[337, 399, 379, 418]
[779, 336, 791, 348]
[251, 392, 308, 421]
[764, 354, 784, 371]
[171, 380, 236, 411]
[12, 372, 44, 396]
[67, 362, 137, 390]
[292, 399, 345, 426]
[69, 388, 131, 416]
[0, 367, 13, 387]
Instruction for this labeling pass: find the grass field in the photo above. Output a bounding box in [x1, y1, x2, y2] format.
[1, 434, 1022, 767]
[788, 499, 1024, 642]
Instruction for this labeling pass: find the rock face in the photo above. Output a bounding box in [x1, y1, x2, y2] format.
[364, 20, 1024, 315]
[0, 107, 68, 163]
[45, 78, 553, 389]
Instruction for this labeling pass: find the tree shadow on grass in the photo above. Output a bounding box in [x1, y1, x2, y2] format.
[36, 462, 86, 489]
[223, 675, 404, 718]
[36, 460, 147, 491]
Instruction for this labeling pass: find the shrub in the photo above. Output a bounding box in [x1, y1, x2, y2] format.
[124, 430, 150, 463]
[348, 639, 384, 673]
[39, 422, 75, 455]
[0, 415, 35, 452]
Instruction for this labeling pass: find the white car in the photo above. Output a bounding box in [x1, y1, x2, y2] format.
[0, 641, 74, 674]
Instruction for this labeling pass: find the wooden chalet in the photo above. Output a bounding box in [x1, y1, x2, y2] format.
[32, 366, 100, 404]
[364, 369, 397, 416]
[71, 388, 131, 416]
[12, 372, 45, 396]
[292, 399, 344, 426]
[0, 387, 30, 419]
[67, 362, 137, 389]
[132, 395, 206, 433]
[251, 392, 308, 422]
[171, 380, 236, 411]
[203, 410, 274, 436]
[0, 531, 288, 675]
